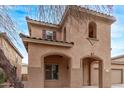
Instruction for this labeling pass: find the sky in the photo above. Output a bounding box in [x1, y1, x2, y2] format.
[6, 5, 124, 64]
[111, 6, 124, 56]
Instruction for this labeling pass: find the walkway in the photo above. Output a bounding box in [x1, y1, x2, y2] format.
[82, 84, 124, 88]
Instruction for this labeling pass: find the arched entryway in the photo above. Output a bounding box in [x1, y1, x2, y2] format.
[81, 56, 103, 88]
[43, 54, 71, 88]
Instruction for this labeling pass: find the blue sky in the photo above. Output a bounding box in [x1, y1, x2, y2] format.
[7, 5, 124, 63]
[111, 6, 124, 56]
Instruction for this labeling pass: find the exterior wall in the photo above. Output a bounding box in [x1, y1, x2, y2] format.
[26, 9, 113, 88]
[21, 64, 28, 75]
[63, 14, 111, 87]
[30, 24, 62, 41]
[44, 55, 70, 88]
[27, 43, 73, 88]
[0, 37, 22, 80]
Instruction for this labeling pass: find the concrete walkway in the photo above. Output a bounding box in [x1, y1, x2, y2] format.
[82, 84, 124, 88]
[112, 84, 124, 88]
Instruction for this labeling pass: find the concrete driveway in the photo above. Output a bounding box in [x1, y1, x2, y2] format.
[112, 84, 124, 88]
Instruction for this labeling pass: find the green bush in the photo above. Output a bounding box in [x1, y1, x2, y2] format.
[0, 73, 5, 84]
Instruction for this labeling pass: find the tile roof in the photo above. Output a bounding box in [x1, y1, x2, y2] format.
[112, 54, 124, 60]
[20, 33, 74, 45]
[26, 6, 115, 26]
[26, 17, 60, 27]
[77, 5, 114, 17]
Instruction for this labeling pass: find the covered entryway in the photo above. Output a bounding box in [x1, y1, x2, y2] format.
[111, 69, 123, 84]
[82, 56, 103, 88]
[44, 54, 71, 88]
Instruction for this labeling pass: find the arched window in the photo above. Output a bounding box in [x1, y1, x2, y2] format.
[88, 22, 97, 38]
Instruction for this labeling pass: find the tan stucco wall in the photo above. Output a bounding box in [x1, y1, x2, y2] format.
[44, 55, 70, 88]
[0, 37, 22, 80]
[21, 64, 28, 74]
[30, 24, 62, 41]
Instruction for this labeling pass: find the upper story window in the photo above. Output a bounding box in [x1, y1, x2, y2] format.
[42, 30, 56, 40]
[88, 21, 97, 39]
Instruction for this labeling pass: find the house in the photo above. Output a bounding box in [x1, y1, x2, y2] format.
[0, 32, 23, 81]
[111, 55, 124, 84]
[20, 6, 116, 88]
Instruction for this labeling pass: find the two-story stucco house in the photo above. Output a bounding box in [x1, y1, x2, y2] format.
[20, 6, 115, 88]
[0, 32, 23, 80]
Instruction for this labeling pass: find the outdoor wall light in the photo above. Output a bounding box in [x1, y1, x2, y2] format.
[105, 69, 109, 72]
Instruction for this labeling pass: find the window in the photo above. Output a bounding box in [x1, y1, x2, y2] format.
[21, 74, 28, 81]
[88, 22, 97, 38]
[46, 31, 53, 40]
[42, 30, 56, 40]
[45, 64, 58, 80]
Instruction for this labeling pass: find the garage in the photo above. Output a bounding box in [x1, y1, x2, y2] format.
[111, 69, 122, 84]
[92, 68, 123, 85]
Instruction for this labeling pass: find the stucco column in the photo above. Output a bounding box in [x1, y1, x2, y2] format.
[70, 58, 82, 88]
[122, 69, 124, 84]
[99, 61, 103, 88]
[100, 60, 111, 88]
[27, 57, 44, 88]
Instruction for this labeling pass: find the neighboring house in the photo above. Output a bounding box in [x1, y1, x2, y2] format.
[111, 55, 124, 84]
[20, 6, 115, 88]
[0, 32, 23, 80]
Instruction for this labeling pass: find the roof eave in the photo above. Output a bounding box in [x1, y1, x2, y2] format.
[26, 17, 60, 29]
[0, 33, 23, 58]
[60, 5, 116, 25]
[20, 36, 74, 48]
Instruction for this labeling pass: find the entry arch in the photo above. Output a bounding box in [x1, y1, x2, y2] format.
[41, 52, 72, 88]
[81, 55, 103, 88]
